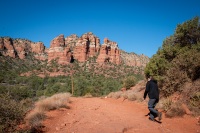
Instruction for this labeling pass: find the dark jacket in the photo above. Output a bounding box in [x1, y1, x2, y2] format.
[144, 80, 159, 100]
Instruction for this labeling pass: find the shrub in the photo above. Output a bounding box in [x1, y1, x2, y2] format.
[189, 92, 200, 107]
[20, 98, 34, 111]
[25, 93, 71, 130]
[10, 86, 34, 100]
[36, 93, 71, 112]
[161, 98, 173, 112]
[121, 93, 128, 100]
[84, 93, 93, 98]
[112, 91, 123, 99]
[123, 76, 136, 90]
[107, 92, 115, 98]
[165, 102, 185, 118]
[107, 89, 143, 102]
[127, 92, 137, 101]
[25, 110, 46, 128]
[0, 94, 26, 132]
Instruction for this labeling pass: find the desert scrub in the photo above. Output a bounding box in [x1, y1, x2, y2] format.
[127, 92, 137, 101]
[35, 93, 71, 112]
[0, 94, 26, 132]
[188, 92, 200, 116]
[25, 93, 71, 130]
[165, 102, 185, 118]
[189, 92, 200, 107]
[161, 98, 173, 112]
[123, 76, 136, 90]
[25, 110, 46, 128]
[108, 91, 123, 99]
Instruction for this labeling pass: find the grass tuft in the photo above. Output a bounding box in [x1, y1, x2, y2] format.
[25, 110, 46, 128]
[165, 102, 185, 118]
[25, 93, 71, 130]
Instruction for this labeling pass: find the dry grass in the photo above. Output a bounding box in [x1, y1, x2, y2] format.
[165, 102, 186, 118]
[159, 98, 173, 112]
[25, 93, 71, 129]
[84, 93, 93, 98]
[107, 89, 143, 102]
[25, 110, 46, 128]
[127, 92, 137, 101]
[121, 93, 128, 100]
[107, 91, 123, 99]
[112, 91, 123, 99]
[107, 92, 115, 98]
[36, 93, 71, 112]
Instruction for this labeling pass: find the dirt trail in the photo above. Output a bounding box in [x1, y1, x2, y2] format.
[43, 97, 199, 133]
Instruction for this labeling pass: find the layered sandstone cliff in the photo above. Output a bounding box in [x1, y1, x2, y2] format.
[73, 32, 100, 62]
[0, 37, 47, 60]
[48, 34, 72, 64]
[120, 50, 149, 67]
[0, 32, 149, 67]
[96, 38, 120, 64]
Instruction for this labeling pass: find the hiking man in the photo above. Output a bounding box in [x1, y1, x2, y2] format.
[144, 76, 162, 121]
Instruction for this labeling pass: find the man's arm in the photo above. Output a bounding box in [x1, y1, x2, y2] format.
[143, 81, 150, 99]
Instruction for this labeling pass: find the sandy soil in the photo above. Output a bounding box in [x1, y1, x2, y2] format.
[42, 97, 199, 133]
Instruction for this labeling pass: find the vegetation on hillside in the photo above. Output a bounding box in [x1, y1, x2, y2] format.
[0, 17, 199, 131]
[0, 52, 144, 131]
[145, 17, 200, 114]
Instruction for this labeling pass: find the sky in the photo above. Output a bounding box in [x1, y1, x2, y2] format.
[0, 0, 199, 57]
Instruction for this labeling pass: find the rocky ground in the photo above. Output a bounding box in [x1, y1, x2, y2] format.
[42, 97, 199, 133]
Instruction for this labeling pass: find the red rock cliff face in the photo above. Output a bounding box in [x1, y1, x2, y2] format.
[0, 37, 46, 60]
[73, 32, 100, 62]
[96, 38, 120, 64]
[1, 33, 149, 67]
[48, 34, 72, 64]
[0, 37, 15, 58]
[48, 32, 101, 64]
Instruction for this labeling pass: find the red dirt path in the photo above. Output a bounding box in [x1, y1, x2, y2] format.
[43, 97, 199, 133]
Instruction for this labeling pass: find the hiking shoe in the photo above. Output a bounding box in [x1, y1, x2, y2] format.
[145, 112, 150, 116]
[149, 117, 155, 122]
[158, 112, 162, 121]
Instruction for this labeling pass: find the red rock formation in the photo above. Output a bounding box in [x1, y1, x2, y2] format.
[0, 37, 16, 58]
[48, 34, 72, 64]
[96, 38, 120, 64]
[31, 42, 45, 53]
[48, 33, 101, 64]
[73, 32, 100, 62]
[73, 38, 87, 62]
[31, 42, 46, 60]
[50, 34, 65, 48]
[0, 33, 149, 67]
[65, 34, 79, 48]
[13, 39, 37, 59]
[0, 37, 47, 60]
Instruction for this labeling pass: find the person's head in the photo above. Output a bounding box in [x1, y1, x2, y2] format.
[147, 75, 154, 81]
[150, 76, 154, 80]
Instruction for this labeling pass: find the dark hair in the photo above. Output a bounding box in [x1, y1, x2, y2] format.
[150, 76, 154, 80]
[146, 75, 150, 79]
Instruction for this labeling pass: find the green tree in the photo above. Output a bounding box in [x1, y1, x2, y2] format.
[145, 17, 200, 96]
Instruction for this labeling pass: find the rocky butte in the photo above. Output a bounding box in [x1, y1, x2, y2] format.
[0, 37, 47, 60]
[0, 32, 149, 66]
